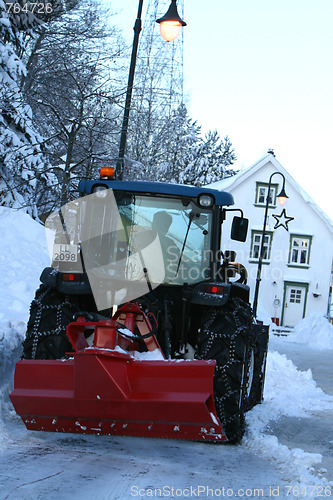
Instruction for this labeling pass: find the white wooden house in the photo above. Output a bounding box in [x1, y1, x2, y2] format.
[210, 153, 333, 327]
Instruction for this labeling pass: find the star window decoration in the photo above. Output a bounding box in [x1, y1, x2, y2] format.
[272, 209, 294, 231]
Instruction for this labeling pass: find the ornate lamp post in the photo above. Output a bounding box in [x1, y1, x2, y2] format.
[116, 0, 186, 180]
[252, 171, 289, 317]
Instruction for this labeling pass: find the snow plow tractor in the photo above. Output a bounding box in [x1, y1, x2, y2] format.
[10, 174, 269, 443]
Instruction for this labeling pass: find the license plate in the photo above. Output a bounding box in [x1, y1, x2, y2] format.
[53, 244, 78, 262]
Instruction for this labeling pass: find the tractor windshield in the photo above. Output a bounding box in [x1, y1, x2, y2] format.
[46, 190, 213, 310]
[115, 193, 213, 285]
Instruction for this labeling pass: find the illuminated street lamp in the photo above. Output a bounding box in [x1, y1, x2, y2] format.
[156, 0, 187, 41]
[277, 184, 288, 206]
[252, 171, 289, 317]
[117, 0, 186, 180]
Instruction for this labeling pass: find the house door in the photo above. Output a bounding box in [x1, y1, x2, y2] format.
[283, 284, 307, 327]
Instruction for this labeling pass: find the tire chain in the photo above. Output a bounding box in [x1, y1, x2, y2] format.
[24, 286, 78, 359]
[196, 298, 255, 437]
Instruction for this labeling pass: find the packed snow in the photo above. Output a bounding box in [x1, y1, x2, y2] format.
[0, 206, 50, 324]
[0, 207, 50, 452]
[283, 314, 333, 350]
[0, 207, 333, 497]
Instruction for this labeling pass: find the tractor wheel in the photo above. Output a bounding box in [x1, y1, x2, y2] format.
[22, 285, 80, 360]
[196, 298, 256, 444]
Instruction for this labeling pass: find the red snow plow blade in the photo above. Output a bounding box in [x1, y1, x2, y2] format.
[10, 304, 226, 442]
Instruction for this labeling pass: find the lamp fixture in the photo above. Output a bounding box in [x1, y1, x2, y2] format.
[156, 0, 186, 41]
[277, 185, 288, 206]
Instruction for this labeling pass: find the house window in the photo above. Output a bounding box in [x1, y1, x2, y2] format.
[250, 231, 273, 260]
[289, 235, 312, 266]
[255, 183, 278, 207]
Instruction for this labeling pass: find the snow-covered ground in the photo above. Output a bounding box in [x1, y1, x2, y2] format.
[1, 207, 333, 499]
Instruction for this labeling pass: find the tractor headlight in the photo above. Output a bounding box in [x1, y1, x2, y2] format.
[93, 185, 108, 198]
[198, 194, 214, 207]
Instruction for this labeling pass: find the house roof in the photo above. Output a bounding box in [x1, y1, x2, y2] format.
[209, 153, 333, 236]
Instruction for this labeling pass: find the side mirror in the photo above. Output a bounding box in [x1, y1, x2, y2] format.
[231, 216, 248, 242]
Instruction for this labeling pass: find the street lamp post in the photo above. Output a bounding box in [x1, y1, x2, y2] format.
[116, 0, 186, 180]
[252, 171, 288, 317]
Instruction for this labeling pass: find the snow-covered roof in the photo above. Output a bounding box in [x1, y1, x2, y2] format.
[209, 154, 333, 236]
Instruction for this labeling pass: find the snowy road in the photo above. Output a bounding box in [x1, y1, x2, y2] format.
[1, 333, 333, 500]
[1, 421, 287, 500]
[267, 338, 333, 480]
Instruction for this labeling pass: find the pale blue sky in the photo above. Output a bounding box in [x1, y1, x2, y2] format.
[110, 0, 333, 219]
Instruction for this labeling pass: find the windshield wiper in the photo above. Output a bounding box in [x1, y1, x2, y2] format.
[176, 211, 196, 275]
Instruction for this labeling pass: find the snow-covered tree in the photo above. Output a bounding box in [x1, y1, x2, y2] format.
[22, 0, 126, 206]
[0, 0, 56, 216]
[181, 131, 237, 186]
[126, 104, 237, 185]
[125, 103, 197, 181]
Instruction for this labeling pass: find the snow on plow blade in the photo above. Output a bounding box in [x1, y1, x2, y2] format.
[10, 313, 226, 442]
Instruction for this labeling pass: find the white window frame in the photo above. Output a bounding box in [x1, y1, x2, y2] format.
[255, 182, 278, 207]
[250, 231, 273, 261]
[288, 235, 312, 267]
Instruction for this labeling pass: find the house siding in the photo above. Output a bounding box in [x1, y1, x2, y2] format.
[213, 156, 333, 325]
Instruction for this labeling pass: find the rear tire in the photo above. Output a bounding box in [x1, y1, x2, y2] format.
[22, 285, 79, 360]
[196, 298, 256, 443]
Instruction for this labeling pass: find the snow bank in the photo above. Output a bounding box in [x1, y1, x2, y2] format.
[0, 208, 49, 341]
[0, 321, 26, 449]
[264, 351, 333, 417]
[284, 313, 333, 350]
[0, 207, 50, 437]
[0, 207, 50, 325]
[244, 350, 333, 486]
